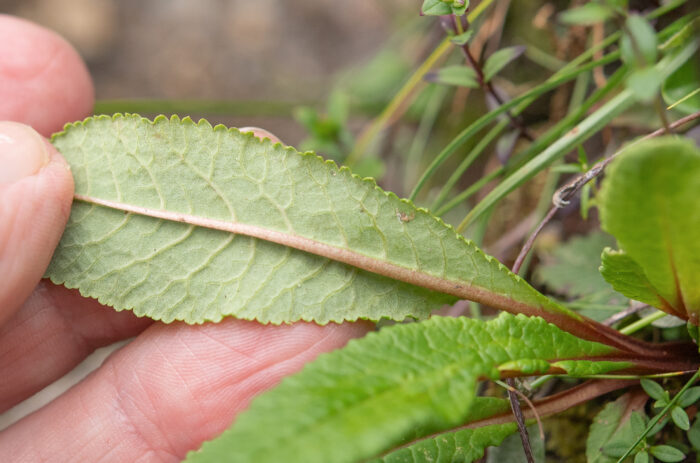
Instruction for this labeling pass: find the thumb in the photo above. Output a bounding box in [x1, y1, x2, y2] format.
[0, 121, 73, 324]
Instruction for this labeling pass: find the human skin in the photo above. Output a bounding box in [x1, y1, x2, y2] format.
[0, 14, 369, 461]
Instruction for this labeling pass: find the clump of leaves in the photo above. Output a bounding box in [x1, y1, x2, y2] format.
[47, 115, 700, 462]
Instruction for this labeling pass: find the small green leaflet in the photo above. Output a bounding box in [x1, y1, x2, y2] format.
[559, 2, 614, 26]
[183, 314, 627, 463]
[598, 137, 700, 323]
[425, 65, 479, 88]
[421, 0, 468, 16]
[483, 46, 526, 83]
[47, 114, 578, 326]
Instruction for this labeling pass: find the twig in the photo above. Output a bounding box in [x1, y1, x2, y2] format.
[513, 109, 700, 272]
[497, 380, 545, 440]
[446, 15, 535, 141]
[505, 377, 535, 463]
[383, 379, 637, 457]
[503, 109, 700, 463]
[602, 302, 649, 326]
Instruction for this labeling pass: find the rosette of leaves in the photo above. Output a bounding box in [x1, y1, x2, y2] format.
[45, 116, 700, 462]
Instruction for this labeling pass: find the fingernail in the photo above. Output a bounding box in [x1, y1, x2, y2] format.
[0, 121, 50, 184]
[239, 126, 283, 144]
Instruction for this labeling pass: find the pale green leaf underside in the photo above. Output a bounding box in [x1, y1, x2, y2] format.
[184, 314, 623, 463]
[599, 137, 700, 322]
[47, 114, 572, 324]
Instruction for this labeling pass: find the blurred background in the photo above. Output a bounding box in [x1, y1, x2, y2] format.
[1, 0, 415, 145]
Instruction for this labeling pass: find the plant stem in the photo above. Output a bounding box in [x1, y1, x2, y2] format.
[620, 311, 669, 335]
[508, 109, 700, 294]
[346, 0, 497, 166]
[505, 377, 535, 463]
[410, 51, 621, 203]
[462, 39, 699, 227]
[448, 16, 534, 141]
[346, 37, 452, 166]
[616, 369, 700, 463]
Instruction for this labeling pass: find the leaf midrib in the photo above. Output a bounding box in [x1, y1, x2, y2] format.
[73, 193, 561, 319]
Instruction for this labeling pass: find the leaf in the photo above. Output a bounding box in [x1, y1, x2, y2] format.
[183, 313, 627, 463]
[374, 423, 517, 463]
[598, 137, 700, 323]
[649, 445, 685, 462]
[483, 46, 526, 82]
[450, 29, 474, 45]
[620, 14, 658, 67]
[559, 3, 614, 26]
[587, 393, 647, 463]
[687, 417, 700, 450]
[48, 114, 585, 328]
[670, 406, 690, 431]
[662, 51, 700, 115]
[425, 65, 479, 88]
[600, 249, 664, 309]
[679, 386, 700, 408]
[421, 0, 452, 16]
[634, 450, 650, 463]
[640, 379, 667, 401]
[535, 232, 617, 299]
[627, 67, 664, 103]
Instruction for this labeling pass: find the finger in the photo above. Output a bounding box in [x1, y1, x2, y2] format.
[238, 127, 283, 144]
[0, 15, 94, 136]
[0, 282, 151, 413]
[0, 122, 74, 324]
[0, 319, 372, 462]
[0, 14, 152, 408]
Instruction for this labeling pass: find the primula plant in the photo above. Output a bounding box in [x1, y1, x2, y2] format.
[45, 1, 700, 462]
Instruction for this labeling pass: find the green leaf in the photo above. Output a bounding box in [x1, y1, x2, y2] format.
[687, 418, 700, 450]
[450, 29, 474, 45]
[662, 51, 700, 115]
[598, 137, 700, 323]
[627, 67, 664, 103]
[535, 232, 617, 299]
[48, 114, 584, 327]
[679, 386, 700, 408]
[374, 423, 517, 463]
[670, 406, 690, 431]
[641, 379, 667, 401]
[600, 249, 664, 309]
[660, 16, 700, 51]
[587, 394, 648, 463]
[421, 0, 452, 16]
[425, 65, 479, 88]
[634, 450, 650, 463]
[184, 313, 625, 463]
[483, 46, 526, 82]
[649, 445, 685, 462]
[559, 3, 614, 26]
[621, 14, 658, 67]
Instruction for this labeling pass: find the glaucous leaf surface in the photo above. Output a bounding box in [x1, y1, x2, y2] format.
[598, 137, 700, 323]
[184, 314, 627, 463]
[48, 114, 573, 324]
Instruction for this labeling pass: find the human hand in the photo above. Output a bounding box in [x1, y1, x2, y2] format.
[0, 15, 369, 461]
